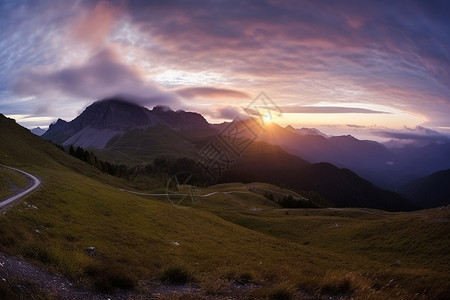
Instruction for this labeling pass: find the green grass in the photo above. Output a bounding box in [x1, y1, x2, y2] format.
[0, 274, 56, 300]
[93, 126, 198, 166]
[215, 207, 450, 298]
[1, 114, 449, 299]
[0, 167, 332, 292]
[0, 166, 30, 199]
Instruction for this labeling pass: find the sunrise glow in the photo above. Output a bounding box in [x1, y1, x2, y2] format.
[0, 0, 448, 142]
[1, 3, 449, 297]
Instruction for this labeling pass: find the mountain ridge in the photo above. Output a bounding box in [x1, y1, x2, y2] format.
[399, 168, 450, 208]
[40, 98, 450, 197]
[42, 98, 211, 148]
[221, 141, 414, 211]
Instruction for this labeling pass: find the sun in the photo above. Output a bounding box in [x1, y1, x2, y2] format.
[262, 113, 273, 125]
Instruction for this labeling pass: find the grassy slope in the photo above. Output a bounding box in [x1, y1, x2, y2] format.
[0, 116, 336, 294]
[217, 208, 450, 294]
[1, 115, 449, 299]
[126, 181, 450, 299]
[0, 166, 30, 199]
[93, 126, 198, 166]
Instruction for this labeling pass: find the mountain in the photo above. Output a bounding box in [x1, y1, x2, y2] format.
[253, 123, 397, 185]
[38, 98, 413, 210]
[42, 99, 450, 191]
[42, 98, 211, 149]
[30, 127, 46, 136]
[390, 143, 450, 181]
[286, 125, 328, 137]
[220, 141, 414, 211]
[399, 169, 450, 208]
[1, 115, 447, 299]
[39, 98, 448, 208]
[251, 123, 450, 190]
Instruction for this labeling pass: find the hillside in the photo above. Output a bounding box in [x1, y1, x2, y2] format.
[0, 114, 449, 299]
[400, 169, 450, 208]
[38, 98, 415, 210]
[221, 141, 414, 211]
[0, 115, 316, 296]
[94, 125, 199, 165]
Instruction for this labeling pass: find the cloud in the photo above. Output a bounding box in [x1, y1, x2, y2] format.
[13, 48, 181, 107]
[215, 106, 243, 120]
[120, 0, 450, 124]
[2, 0, 450, 131]
[176, 87, 250, 99]
[279, 106, 390, 114]
[375, 126, 450, 143]
[346, 124, 366, 128]
[70, 0, 123, 50]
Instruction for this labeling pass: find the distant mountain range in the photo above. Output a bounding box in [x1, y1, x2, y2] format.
[39, 98, 450, 209]
[221, 141, 413, 211]
[252, 122, 450, 190]
[31, 127, 46, 136]
[399, 169, 450, 208]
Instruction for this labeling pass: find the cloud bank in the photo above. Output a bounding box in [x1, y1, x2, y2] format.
[1, 0, 450, 132]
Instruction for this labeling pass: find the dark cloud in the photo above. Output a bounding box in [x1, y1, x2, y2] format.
[176, 87, 249, 99]
[13, 49, 180, 107]
[122, 0, 450, 123]
[2, 0, 450, 131]
[0, 0, 77, 97]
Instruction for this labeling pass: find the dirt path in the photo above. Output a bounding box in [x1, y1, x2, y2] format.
[0, 252, 119, 299]
[0, 251, 257, 299]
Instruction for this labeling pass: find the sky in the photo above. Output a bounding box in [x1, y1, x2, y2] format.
[1, 0, 450, 143]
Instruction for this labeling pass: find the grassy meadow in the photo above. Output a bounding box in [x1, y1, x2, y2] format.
[0, 166, 30, 200]
[0, 115, 449, 299]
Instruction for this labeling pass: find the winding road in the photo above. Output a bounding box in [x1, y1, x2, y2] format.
[0, 165, 41, 209]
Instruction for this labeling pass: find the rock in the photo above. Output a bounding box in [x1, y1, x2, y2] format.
[85, 247, 96, 255]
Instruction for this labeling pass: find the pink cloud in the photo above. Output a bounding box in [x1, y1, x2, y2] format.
[70, 1, 123, 49]
[176, 87, 250, 99]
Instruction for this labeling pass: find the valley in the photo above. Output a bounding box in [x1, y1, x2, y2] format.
[3, 1, 450, 299]
[0, 113, 449, 299]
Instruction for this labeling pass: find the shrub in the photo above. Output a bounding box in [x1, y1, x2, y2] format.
[269, 288, 293, 300]
[249, 286, 293, 300]
[200, 276, 232, 295]
[321, 278, 353, 295]
[161, 266, 193, 285]
[22, 243, 57, 265]
[84, 263, 135, 292]
[236, 272, 253, 284]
